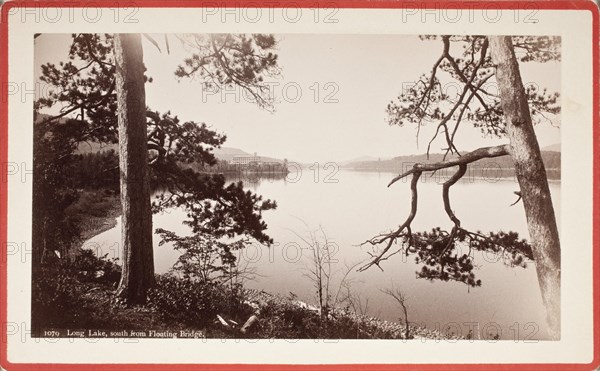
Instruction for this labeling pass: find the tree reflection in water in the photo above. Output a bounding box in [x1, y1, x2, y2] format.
[414, 228, 532, 287]
[364, 226, 533, 288]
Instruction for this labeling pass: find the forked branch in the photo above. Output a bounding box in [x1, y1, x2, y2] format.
[443, 164, 467, 227]
[358, 172, 421, 272]
[360, 144, 512, 272]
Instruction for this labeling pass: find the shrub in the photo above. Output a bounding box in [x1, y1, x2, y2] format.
[256, 299, 322, 338]
[148, 274, 234, 327]
[71, 249, 121, 286]
[31, 251, 122, 333]
[31, 265, 89, 330]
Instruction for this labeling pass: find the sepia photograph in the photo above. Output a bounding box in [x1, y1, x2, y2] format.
[1, 1, 598, 368]
[32, 32, 562, 341]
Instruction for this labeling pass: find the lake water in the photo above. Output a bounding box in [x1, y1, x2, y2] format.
[85, 169, 561, 340]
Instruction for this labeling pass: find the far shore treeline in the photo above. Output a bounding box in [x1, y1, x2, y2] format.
[342, 150, 561, 180]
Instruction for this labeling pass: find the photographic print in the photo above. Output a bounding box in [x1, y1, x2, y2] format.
[1, 1, 598, 369]
[32, 32, 562, 341]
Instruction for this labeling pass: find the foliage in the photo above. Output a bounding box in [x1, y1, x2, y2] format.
[256, 297, 323, 338]
[404, 227, 533, 287]
[34, 32, 281, 269]
[175, 34, 280, 109]
[32, 117, 83, 264]
[36, 34, 119, 142]
[254, 294, 414, 339]
[156, 229, 245, 283]
[363, 35, 557, 286]
[71, 249, 122, 285]
[150, 149, 277, 244]
[152, 226, 259, 327]
[71, 149, 119, 189]
[31, 250, 122, 330]
[32, 264, 89, 329]
[511, 36, 561, 63]
[66, 189, 118, 222]
[148, 274, 250, 327]
[386, 35, 560, 144]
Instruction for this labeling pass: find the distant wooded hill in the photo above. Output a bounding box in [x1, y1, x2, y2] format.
[35, 114, 288, 164]
[342, 148, 561, 180]
[77, 143, 288, 164]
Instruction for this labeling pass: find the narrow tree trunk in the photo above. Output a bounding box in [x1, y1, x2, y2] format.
[401, 303, 409, 339]
[114, 34, 155, 304]
[489, 36, 561, 339]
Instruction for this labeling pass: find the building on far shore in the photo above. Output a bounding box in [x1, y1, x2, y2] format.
[228, 152, 289, 173]
[231, 152, 262, 165]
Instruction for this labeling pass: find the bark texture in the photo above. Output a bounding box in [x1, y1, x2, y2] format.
[114, 34, 155, 304]
[489, 36, 561, 339]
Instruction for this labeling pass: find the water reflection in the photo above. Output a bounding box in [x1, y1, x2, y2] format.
[223, 172, 288, 191]
[86, 170, 561, 340]
[363, 227, 533, 287]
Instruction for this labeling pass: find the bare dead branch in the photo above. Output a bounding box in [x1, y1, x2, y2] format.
[510, 191, 523, 206]
[381, 285, 410, 339]
[388, 144, 511, 187]
[442, 164, 467, 227]
[359, 172, 421, 272]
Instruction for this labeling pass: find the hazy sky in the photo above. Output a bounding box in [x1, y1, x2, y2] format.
[34, 34, 561, 163]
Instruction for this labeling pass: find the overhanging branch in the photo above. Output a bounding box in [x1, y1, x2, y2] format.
[358, 172, 421, 272]
[360, 144, 513, 272]
[443, 164, 467, 227]
[388, 144, 511, 187]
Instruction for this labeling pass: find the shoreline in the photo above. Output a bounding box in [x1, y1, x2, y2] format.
[70, 189, 122, 248]
[340, 167, 562, 183]
[72, 189, 460, 340]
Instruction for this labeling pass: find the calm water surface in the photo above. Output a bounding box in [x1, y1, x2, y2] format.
[86, 169, 561, 340]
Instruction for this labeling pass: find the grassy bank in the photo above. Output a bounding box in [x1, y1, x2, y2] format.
[33, 258, 458, 340]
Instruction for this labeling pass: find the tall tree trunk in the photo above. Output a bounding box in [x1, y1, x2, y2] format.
[114, 34, 155, 304]
[489, 36, 561, 339]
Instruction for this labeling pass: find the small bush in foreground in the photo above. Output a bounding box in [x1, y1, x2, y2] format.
[149, 274, 249, 328]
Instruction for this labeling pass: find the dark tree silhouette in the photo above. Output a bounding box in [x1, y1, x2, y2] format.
[113, 33, 154, 304]
[34, 33, 280, 303]
[32, 115, 82, 267]
[361, 35, 561, 339]
[174, 33, 279, 110]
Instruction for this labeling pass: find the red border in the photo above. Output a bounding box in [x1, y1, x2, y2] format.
[1, 0, 598, 370]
